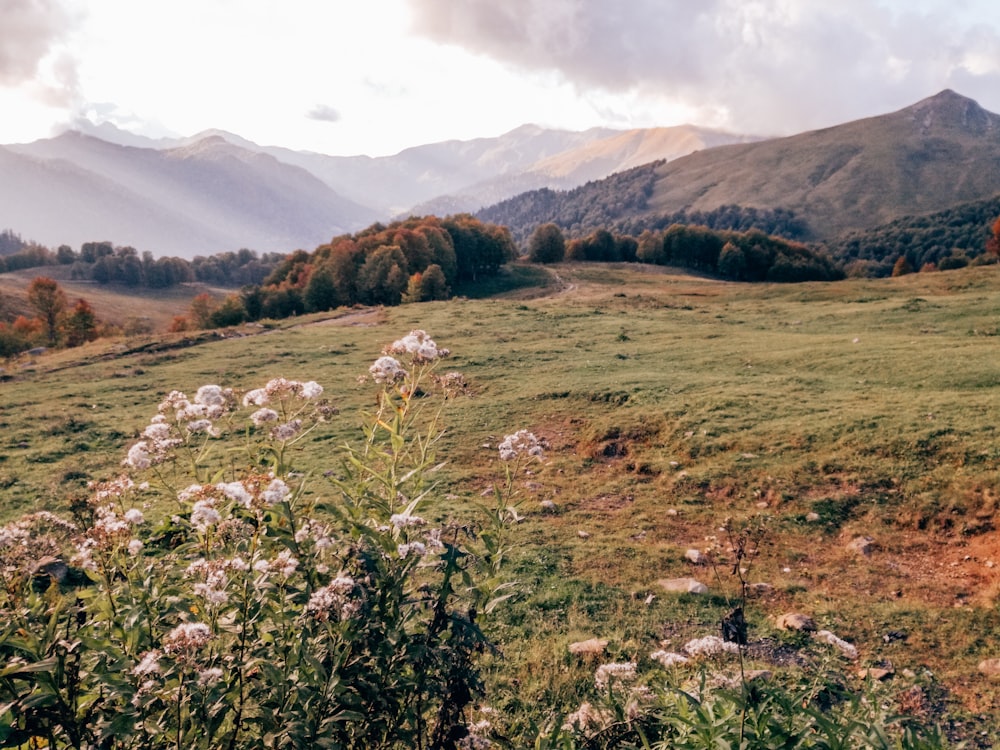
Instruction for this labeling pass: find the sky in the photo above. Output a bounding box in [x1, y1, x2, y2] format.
[2, 0, 1000, 157]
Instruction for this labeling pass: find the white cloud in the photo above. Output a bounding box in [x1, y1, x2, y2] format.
[405, 0, 1000, 135]
[2, 0, 1000, 153]
[306, 104, 341, 123]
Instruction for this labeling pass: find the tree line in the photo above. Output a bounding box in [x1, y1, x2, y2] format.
[0, 234, 285, 288]
[527, 222, 844, 282]
[825, 194, 1000, 277]
[173, 215, 516, 331]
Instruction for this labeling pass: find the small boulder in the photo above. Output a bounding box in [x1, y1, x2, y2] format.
[814, 629, 859, 660]
[776, 613, 817, 632]
[847, 536, 875, 557]
[684, 549, 706, 565]
[656, 577, 708, 594]
[569, 638, 609, 657]
[978, 658, 1000, 676]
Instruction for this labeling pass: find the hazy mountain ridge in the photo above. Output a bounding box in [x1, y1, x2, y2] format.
[5, 91, 997, 261]
[5, 132, 379, 257]
[1, 121, 755, 258]
[477, 90, 1000, 246]
[412, 125, 760, 216]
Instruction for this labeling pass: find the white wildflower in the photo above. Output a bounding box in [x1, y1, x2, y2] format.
[650, 650, 689, 668]
[158, 390, 188, 414]
[272, 420, 302, 441]
[274, 549, 298, 578]
[124, 508, 144, 525]
[133, 649, 162, 676]
[177, 484, 203, 502]
[390, 513, 426, 529]
[175, 401, 204, 421]
[194, 385, 226, 408]
[142, 422, 171, 442]
[190, 499, 221, 532]
[397, 542, 427, 559]
[306, 575, 360, 621]
[369, 355, 407, 384]
[127, 539, 144, 556]
[197, 667, 224, 687]
[250, 408, 279, 427]
[126, 441, 151, 470]
[242, 388, 268, 407]
[594, 662, 637, 690]
[94, 507, 129, 536]
[498, 430, 544, 462]
[315, 536, 333, 552]
[262, 478, 290, 505]
[387, 330, 450, 362]
[300, 381, 323, 399]
[682, 635, 740, 658]
[563, 702, 611, 732]
[193, 582, 228, 606]
[217, 481, 253, 508]
[426, 528, 445, 550]
[186, 419, 214, 434]
[163, 622, 212, 655]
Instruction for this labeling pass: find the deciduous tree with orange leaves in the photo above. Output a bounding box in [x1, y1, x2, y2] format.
[986, 216, 1000, 258]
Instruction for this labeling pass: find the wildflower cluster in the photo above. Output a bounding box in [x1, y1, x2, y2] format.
[0, 331, 532, 750]
[385, 328, 450, 362]
[497, 429, 544, 462]
[369, 355, 408, 384]
[594, 661, 638, 691]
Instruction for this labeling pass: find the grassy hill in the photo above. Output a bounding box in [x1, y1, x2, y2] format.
[4, 263, 1000, 744]
[0, 267, 230, 331]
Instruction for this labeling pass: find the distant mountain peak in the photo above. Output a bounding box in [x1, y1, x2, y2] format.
[903, 89, 998, 135]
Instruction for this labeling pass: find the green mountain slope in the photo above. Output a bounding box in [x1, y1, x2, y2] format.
[481, 90, 1000, 244]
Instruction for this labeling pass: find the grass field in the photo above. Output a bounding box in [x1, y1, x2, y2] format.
[3, 261, 1000, 743]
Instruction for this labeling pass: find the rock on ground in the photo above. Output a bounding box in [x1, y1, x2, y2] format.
[656, 577, 709, 594]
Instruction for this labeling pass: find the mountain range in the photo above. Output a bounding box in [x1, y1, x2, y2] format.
[483, 90, 1000, 245]
[0, 122, 753, 258]
[3, 90, 999, 260]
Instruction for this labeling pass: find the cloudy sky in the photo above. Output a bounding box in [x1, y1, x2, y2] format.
[2, 0, 1000, 156]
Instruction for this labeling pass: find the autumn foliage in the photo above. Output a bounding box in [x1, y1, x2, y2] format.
[180, 215, 516, 330]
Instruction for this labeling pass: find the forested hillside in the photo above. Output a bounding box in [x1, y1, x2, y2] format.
[825, 194, 1000, 276]
[477, 162, 808, 246]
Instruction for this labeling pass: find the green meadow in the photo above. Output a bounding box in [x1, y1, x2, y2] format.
[4, 261, 1000, 743]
